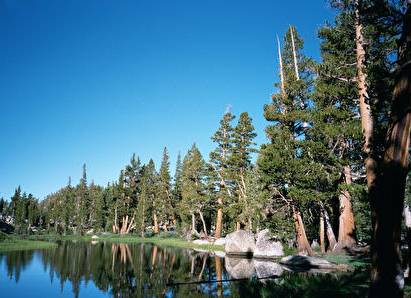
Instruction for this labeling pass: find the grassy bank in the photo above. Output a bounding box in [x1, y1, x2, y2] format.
[0, 232, 57, 252]
[27, 233, 225, 251]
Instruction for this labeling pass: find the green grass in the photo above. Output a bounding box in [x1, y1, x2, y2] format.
[27, 233, 225, 251]
[323, 253, 370, 269]
[0, 232, 57, 252]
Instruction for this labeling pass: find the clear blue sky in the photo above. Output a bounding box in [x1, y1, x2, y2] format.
[0, 0, 335, 200]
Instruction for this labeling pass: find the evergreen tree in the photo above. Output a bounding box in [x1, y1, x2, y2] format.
[137, 159, 158, 235]
[180, 144, 208, 236]
[77, 163, 90, 233]
[172, 152, 183, 223]
[229, 112, 257, 231]
[209, 112, 235, 238]
[258, 26, 319, 255]
[158, 147, 173, 229]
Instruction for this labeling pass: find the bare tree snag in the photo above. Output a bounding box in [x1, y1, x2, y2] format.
[337, 166, 357, 249]
[277, 35, 286, 97]
[290, 25, 300, 80]
[370, 4, 411, 296]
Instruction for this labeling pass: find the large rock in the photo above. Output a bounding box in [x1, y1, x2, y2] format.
[214, 238, 226, 246]
[225, 230, 255, 256]
[253, 229, 284, 258]
[254, 260, 284, 279]
[225, 257, 255, 279]
[280, 255, 348, 271]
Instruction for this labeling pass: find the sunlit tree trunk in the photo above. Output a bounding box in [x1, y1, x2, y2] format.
[370, 4, 411, 296]
[215, 197, 223, 238]
[153, 213, 159, 234]
[198, 210, 208, 237]
[321, 204, 337, 251]
[337, 166, 356, 249]
[320, 211, 325, 254]
[293, 206, 314, 256]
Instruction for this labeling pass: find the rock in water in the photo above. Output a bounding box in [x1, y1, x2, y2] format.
[254, 260, 283, 279]
[280, 255, 347, 270]
[225, 257, 255, 279]
[254, 229, 284, 258]
[225, 230, 255, 256]
[214, 237, 226, 246]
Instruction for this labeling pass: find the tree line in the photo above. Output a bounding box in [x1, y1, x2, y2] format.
[1, 1, 410, 296]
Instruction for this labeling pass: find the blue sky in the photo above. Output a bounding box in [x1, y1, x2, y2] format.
[0, 0, 335, 200]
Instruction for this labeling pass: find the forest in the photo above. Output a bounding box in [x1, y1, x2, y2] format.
[1, 1, 411, 297]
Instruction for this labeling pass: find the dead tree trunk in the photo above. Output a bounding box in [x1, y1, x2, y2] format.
[369, 4, 411, 297]
[337, 166, 357, 249]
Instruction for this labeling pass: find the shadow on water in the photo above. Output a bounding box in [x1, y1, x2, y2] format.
[0, 241, 370, 297]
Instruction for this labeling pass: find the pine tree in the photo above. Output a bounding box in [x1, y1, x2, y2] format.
[258, 26, 318, 255]
[229, 112, 257, 231]
[209, 112, 235, 238]
[138, 159, 158, 235]
[77, 163, 90, 233]
[180, 144, 208, 237]
[158, 147, 173, 229]
[172, 152, 183, 223]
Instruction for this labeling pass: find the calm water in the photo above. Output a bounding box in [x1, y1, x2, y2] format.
[0, 241, 366, 298]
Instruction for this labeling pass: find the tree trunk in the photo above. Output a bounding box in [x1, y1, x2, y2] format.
[337, 166, 357, 249]
[198, 210, 208, 237]
[404, 205, 411, 279]
[215, 197, 223, 238]
[293, 206, 314, 256]
[322, 204, 337, 251]
[369, 5, 411, 297]
[355, 0, 378, 199]
[236, 221, 241, 231]
[320, 211, 325, 254]
[191, 213, 198, 235]
[153, 213, 159, 234]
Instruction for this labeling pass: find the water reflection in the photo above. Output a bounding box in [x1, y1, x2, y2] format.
[0, 242, 367, 298]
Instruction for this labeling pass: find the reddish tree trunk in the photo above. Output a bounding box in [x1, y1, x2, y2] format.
[293, 206, 314, 256]
[215, 197, 223, 238]
[320, 211, 325, 254]
[369, 4, 411, 297]
[337, 166, 357, 249]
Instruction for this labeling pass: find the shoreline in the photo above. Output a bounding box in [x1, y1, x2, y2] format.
[1, 234, 225, 252]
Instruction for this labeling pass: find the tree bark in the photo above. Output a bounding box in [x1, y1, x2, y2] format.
[293, 206, 314, 256]
[215, 197, 223, 238]
[322, 204, 337, 251]
[320, 211, 325, 254]
[369, 4, 411, 297]
[198, 210, 208, 237]
[337, 166, 357, 249]
[355, 0, 378, 198]
[153, 213, 159, 234]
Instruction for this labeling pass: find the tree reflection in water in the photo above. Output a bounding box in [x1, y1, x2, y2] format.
[0, 242, 368, 297]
